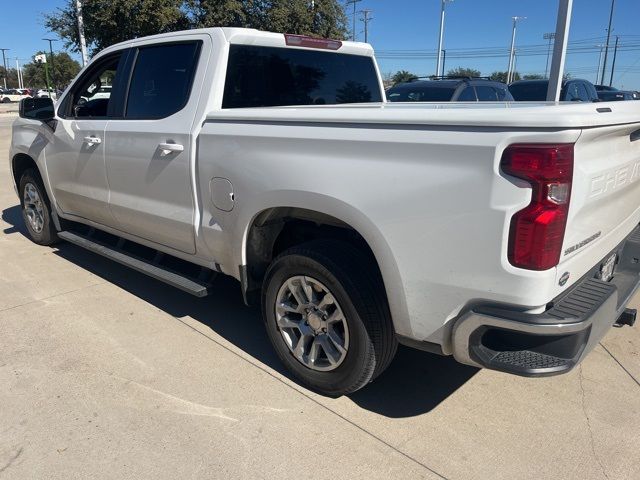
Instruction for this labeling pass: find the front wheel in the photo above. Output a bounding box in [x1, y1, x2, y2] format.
[262, 240, 397, 396]
[19, 169, 59, 245]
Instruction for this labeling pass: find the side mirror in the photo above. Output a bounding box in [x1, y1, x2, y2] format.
[19, 97, 54, 121]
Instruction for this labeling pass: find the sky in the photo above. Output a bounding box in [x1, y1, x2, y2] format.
[1, 0, 639, 90]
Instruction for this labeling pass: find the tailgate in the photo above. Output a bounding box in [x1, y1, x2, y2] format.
[560, 121, 640, 272]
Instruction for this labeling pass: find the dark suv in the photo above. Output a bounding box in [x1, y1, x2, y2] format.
[594, 85, 639, 101]
[509, 79, 599, 102]
[386, 76, 513, 102]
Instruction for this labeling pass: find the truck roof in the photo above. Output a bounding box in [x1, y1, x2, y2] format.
[99, 27, 375, 58]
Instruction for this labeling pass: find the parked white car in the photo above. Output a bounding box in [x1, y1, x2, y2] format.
[9, 28, 640, 395]
[1, 89, 30, 103]
[36, 89, 57, 100]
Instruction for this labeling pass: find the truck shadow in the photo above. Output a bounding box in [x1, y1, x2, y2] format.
[2, 205, 27, 237]
[2, 205, 478, 417]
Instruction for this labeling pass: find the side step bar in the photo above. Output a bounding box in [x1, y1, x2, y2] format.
[58, 230, 215, 297]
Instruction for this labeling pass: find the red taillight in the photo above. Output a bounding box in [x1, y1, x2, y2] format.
[284, 34, 342, 50]
[501, 144, 574, 270]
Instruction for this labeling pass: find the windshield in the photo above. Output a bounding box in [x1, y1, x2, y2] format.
[386, 86, 456, 102]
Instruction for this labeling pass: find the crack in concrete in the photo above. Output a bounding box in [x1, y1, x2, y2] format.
[578, 365, 610, 480]
[0, 447, 23, 475]
[599, 342, 640, 388]
[172, 316, 449, 480]
[0, 281, 105, 315]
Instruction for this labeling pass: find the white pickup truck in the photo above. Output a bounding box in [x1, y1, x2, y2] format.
[10, 28, 640, 396]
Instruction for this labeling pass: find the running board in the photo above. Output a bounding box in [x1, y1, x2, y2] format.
[58, 230, 215, 297]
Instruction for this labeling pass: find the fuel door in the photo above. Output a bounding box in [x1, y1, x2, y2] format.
[210, 177, 234, 212]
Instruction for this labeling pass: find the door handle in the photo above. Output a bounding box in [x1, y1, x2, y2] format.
[158, 143, 184, 155]
[83, 136, 102, 145]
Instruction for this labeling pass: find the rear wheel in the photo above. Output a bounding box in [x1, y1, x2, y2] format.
[262, 240, 397, 396]
[19, 169, 59, 245]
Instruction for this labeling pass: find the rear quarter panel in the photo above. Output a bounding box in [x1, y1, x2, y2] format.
[196, 119, 581, 349]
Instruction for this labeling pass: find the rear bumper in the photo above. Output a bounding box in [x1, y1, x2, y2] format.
[452, 224, 640, 376]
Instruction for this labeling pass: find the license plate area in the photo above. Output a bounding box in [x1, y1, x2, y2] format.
[597, 253, 618, 282]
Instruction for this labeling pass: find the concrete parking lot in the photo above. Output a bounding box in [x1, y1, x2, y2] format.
[1, 111, 639, 480]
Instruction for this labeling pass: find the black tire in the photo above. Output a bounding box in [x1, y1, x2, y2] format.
[19, 168, 59, 245]
[262, 240, 397, 396]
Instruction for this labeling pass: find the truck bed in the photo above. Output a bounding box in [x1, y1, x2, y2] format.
[207, 100, 640, 129]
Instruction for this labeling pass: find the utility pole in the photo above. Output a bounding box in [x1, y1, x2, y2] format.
[75, 0, 89, 66]
[595, 45, 604, 84]
[0, 48, 9, 89]
[507, 16, 526, 84]
[543, 32, 556, 78]
[435, 0, 453, 77]
[546, 0, 573, 101]
[600, 0, 616, 85]
[361, 9, 373, 44]
[346, 0, 362, 42]
[441, 49, 446, 76]
[43, 38, 57, 91]
[609, 35, 619, 86]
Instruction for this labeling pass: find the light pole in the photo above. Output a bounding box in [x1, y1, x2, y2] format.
[435, 0, 454, 77]
[346, 0, 362, 41]
[543, 32, 556, 78]
[546, 0, 573, 101]
[15, 58, 23, 89]
[507, 16, 526, 84]
[43, 38, 57, 91]
[0, 48, 9, 89]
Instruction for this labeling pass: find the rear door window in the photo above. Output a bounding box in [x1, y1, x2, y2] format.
[223, 45, 383, 108]
[125, 42, 201, 119]
[475, 85, 498, 101]
[564, 83, 581, 101]
[495, 86, 512, 101]
[457, 86, 477, 101]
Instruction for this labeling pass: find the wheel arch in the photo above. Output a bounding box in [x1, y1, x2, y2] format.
[11, 152, 39, 192]
[237, 194, 410, 336]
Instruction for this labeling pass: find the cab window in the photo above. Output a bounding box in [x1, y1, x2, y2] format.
[125, 42, 201, 119]
[69, 54, 122, 118]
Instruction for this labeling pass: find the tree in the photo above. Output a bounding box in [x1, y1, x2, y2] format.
[335, 81, 372, 103]
[0, 67, 20, 89]
[44, 0, 349, 57]
[447, 67, 481, 78]
[44, 0, 189, 55]
[22, 51, 81, 89]
[489, 71, 521, 83]
[391, 70, 418, 85]
[523, 74, 543, 80]
[261, 0, 348, 39]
